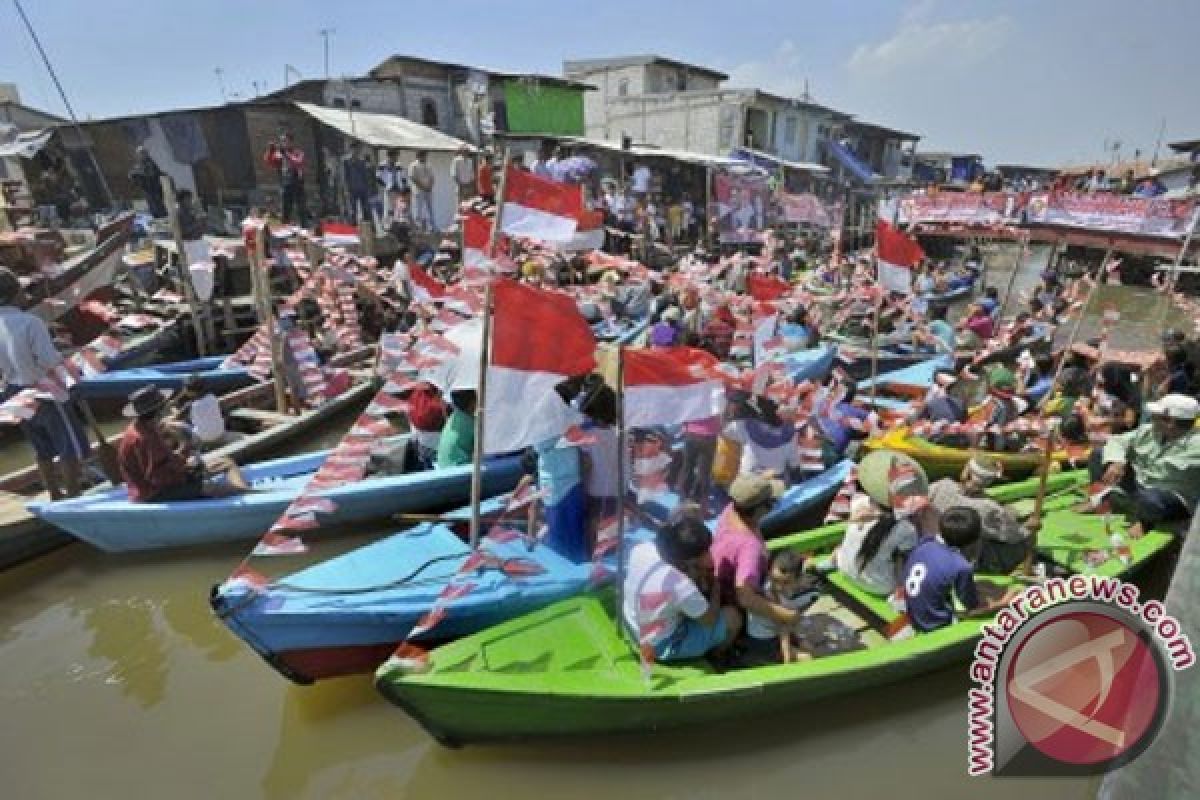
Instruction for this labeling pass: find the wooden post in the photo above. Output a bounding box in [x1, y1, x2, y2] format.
[358, 218, 375, 259]
[250, 224, 290, 414]
[468, 285, 494, 549]
[868, 286, 883, 404]
[1153, 206, 1200, 332]
[218, 253, 236, 350]
[488, 148, 511, 258]
[161, 175, 208, 356]
[704, 166, 713, 251]
[1022, 268, 1103, 574]
[997, 232, 1028, 317]
[613, 345, 628, 632]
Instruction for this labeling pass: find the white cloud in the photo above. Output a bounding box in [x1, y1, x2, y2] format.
[848, 15, 1014, 76]
[725, 39, 809, 97]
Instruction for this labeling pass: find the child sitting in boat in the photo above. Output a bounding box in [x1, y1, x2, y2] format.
[743, 550, 819, 663]
[622, 511, 741, 663]
[902, 506, 1017, 632]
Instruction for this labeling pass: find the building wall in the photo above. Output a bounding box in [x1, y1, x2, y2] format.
[599, 93, 730, 154]
[320, 80, 406, 115]
[501, 80, 584, 135]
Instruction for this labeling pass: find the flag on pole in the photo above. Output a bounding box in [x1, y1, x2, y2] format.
[623, 347, 726, 428]
[484, 279, 596, 453]
[498, 166, 584, 242]
[875, 220, 925, 294]
[409, 261, 447, 302]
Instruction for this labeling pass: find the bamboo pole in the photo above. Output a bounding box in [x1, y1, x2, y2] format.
[1021, 267, 1104, 575]
[613, 345, 628, 631]
[161, 175, 208, 356]
[219, 254, 236, 350]
[997, 232, 1029, 317]
[468, 284, 494, 549]
[250, 223, 290, 413]
[488, 148, 511, 258]
[1152, 206, 1200, 334]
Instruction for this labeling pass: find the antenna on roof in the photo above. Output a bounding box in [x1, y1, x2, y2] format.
[1151, 117, 1167, 167]
[215, 67, 228, 102]
[801, 78, 812, 102]
[319, 28, 336, 79]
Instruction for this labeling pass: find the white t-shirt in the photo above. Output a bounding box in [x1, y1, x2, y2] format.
[632, 166, 651, 193]
[723, 419, 800, 476]
[189, 393, 225, 444]
[747, 582, 808, 640]
[621, 541, 708, 646]
[835, 505, 919, 596]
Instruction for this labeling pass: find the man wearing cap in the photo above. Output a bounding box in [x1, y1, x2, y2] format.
[1089, 393, 1200, 537]
[0, 267, 90, 499]
[711, 473, 800, 628]
[117, 386, 248, 503]
[929, 455, 1035, 573]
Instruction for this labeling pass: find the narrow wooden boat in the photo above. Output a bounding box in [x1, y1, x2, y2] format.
[28, 446, 522, 552]
[373, 472, 1174, 746]
[863, 426, 1074, 481]
[25, 214, 134, 324]
[74, 355, 253, 399]
[210, 465, 852, 684]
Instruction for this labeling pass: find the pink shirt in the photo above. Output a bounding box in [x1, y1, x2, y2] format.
[965, 313, 994, 340]
[710, 504, 767, 603]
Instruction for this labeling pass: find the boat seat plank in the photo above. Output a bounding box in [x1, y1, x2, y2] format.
[227, 408, 294, 427]
[824, 571, 901, 626]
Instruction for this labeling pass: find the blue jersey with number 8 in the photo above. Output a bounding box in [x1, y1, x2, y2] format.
[903, 538, 980, 632]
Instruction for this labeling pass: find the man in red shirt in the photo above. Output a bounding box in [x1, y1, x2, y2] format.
[476, 149, 494, 204]
[264, 131, 307, 226]
[117, 386, 247, 502]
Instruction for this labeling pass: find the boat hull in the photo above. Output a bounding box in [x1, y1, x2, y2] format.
[75, 355, 253, 399]
[28, 451, 523, 552]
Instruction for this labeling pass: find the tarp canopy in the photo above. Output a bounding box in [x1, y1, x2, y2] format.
[729, 146, 830, 174]
[554, 135, 758, 172]
[0, 128, 53, 160]
[293, 102, 474, 153]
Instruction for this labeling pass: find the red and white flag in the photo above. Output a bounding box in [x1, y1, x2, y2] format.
[409, 261, 447, 302]
[484, 279, 596, 453]
[623, 347, 726, 428]
[463, 212, 504, 270]
[875, 220, 925, 294]
[499, 166, 583, 242]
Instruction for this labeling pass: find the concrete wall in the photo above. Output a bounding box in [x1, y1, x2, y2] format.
[600, 92, 730, 154]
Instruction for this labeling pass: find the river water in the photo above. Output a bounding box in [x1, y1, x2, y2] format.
[0, 242, 1179, 799]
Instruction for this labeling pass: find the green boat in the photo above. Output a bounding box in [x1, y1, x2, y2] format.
[375, 471, 1176, 746]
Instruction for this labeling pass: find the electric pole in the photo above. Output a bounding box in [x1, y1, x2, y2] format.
[319, 28, 335, 79]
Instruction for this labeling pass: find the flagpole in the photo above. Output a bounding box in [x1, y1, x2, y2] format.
[868, 254, 883, 404]
[613, 345, 628, 631]
[468, 284, 494, 550]
[1152, 205, 1200, 336]
[997, 231, 1029, 319]
[1022, 267, 1103, 575]
[488, 148, 511, 259]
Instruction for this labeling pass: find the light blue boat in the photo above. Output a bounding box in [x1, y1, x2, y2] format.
[76, 355, 253, 399]
[857, 356, 950, 414]
[773, 344, 836, 383]
[210, 464, 851, 683]
[28, 447, 523, 553]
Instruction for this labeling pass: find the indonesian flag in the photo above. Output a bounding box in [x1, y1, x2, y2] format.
[623, 347, 726, 428]
[409, 261, 447, 302]
[463, 212, 505, 270]
[484, 279, 596, 453]
[875, 220, 925, 294]
[499, 166, 583, 242]
[747, 273, 791, 302]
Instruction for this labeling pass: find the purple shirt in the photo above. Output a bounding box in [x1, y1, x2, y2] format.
[902, 538, 979, 632]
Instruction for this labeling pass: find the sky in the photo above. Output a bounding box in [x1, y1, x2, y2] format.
[2, 0, 1198, 167]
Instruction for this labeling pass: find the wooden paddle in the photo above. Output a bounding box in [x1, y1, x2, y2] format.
[76, 398, 122, 485]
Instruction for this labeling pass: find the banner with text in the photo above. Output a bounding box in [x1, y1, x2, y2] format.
[775, 191, 835, 228]
[1024, 192, 1199, 238]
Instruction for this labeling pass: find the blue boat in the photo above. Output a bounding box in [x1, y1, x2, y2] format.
[28, 447, 523, 553]
[857, 356, 950, 414]
[76, 355, 253, 399]
[211, 465, 849, 683]
[773, 344, 836, 383]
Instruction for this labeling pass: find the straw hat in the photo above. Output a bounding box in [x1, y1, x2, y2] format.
[858, 450, 928, 510]
[728, 473, 785, 511]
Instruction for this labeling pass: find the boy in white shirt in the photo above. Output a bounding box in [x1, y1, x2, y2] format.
[622, 512, 741, 662]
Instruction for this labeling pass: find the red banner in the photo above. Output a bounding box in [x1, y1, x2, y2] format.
[1025, 192, 1199, 238]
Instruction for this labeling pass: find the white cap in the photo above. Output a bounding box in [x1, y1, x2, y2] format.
[1146, 394, 1200, 421]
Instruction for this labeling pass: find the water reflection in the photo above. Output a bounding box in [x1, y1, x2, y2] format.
[82, 596, 168, 709]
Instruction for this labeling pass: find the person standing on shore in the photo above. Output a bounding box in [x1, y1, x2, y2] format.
[0, 267, 89, 499]
[263, 132, 307, 226]
[128, 146, 167, 218]
[451, 146, 475, 203]
[341, 142, 373, 223]
[408, 151, 436, 232]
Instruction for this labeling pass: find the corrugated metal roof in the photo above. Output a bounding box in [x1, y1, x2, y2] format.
[293, 103, 473, 152]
